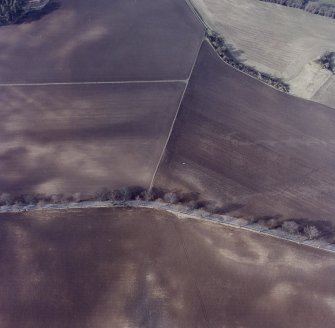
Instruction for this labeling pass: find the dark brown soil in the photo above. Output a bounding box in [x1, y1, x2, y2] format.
[154, 41, 335, 225]
[0, 82, 185, 194]
[0, 207, 334, 328]
[0, 0, 203, 83]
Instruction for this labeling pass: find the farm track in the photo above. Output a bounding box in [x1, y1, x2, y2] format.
[153, 41, 335, 227]
[149, 33, 205, 191]
[0, 80, 187, 87]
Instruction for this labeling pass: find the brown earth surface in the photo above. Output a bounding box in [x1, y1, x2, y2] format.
[154, 41, 335, 225]
[0, 82, 185, 194]
[0, 0, 203, 83]
[313, 75, 335, 108]
[0, 207, 334, 328]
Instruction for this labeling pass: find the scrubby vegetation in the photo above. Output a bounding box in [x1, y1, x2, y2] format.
[0, 0, 49, 25]
[260, 0, 308, 8]
[259, 0, 335, 19]
[318, 51, 335, 73]
[0, 187, 330, 243]
[206, 29, 290, 93]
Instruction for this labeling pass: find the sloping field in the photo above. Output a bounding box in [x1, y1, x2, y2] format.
[190, 0, 335, 107]
[154, 41, 335, 224]
[0, 207, 334, 328]
[313, 75, 335, 108]
[0, 82, 185, 194]
[0, 0, 203, 83]
[0, 0, 204, 196]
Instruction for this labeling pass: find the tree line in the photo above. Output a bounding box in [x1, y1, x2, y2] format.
[259, 0, 335, 19]
[206, 29, 290, 93]
[0, 0, 49, 25]
[0, 187, 330, 241]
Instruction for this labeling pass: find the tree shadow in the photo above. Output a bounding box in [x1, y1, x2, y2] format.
[289, 217, 335, 237]
[252, 214, 282, 228]
[214, 203, 244, 215]
[225, 42, 246, 63]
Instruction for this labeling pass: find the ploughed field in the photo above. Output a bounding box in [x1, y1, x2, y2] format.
[313, 75, 335, 107]
[2, 2, 335, 327]
[0, 0, 335, 223]
[0, 207, 334, 328]
[0, 0, 204, 195]
[154, 41, 335, 226]
[0, 82, 185, 194]
[2, 1, 335, 231]
[0, 0, 203, 83]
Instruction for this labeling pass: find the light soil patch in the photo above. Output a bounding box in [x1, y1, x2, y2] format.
[0, 207, 334, 328]
[0, 82, 185, 194]
[190, 0, 335, 107]
[289, 60, 333, 99]
[312, 74, 335, 107]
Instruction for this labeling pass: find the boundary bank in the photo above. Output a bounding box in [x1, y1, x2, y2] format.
[1, 200, 335, 255]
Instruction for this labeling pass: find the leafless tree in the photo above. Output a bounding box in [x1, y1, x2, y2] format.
[282, 221, 300, 234]
[304, 225, 320, 240]
[0, 193, 13, 206]
[163, 192, 180, 204]
[95, 187, 112, 201]
[266, 218, 280, 229]
[72, 192, 86, 203]
[260, 0, 335, 19]
[187, 199, 199, 210]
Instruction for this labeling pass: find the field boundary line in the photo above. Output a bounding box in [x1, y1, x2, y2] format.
[0, 80, 187, 87]
[2, 200, 335, 255]
[148, 34, 205, 191]
[184, 0, 210, 30]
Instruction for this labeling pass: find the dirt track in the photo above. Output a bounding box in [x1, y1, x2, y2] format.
[0, 207, 334, 328]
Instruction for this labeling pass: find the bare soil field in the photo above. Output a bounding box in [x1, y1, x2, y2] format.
[0, 207, 334, 328]
[154, 41, 335, 225]
[0, 82, 184, 195]
[0, 0, 203, 83]
[190, 0, 335, 107]
[312, 74, 335, 107]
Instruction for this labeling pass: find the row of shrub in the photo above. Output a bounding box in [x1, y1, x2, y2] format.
[206, 29, 290, 93]
[259, 0, 309, 9]
[0, 187, 329, 241]
[259, 0, 335, 19]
